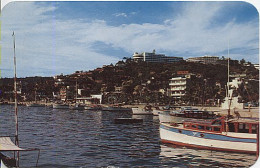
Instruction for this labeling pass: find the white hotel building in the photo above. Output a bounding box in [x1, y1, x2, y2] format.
[133, 50, 183, 63]
[169, 77, 187, 100]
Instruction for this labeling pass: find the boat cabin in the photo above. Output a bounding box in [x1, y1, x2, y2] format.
[171, 109, 215, 119]
[183, 117, 259, 134]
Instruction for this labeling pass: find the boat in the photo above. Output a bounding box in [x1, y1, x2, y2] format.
[84, 104, 103, 111]
[102, 104, 131, 112]
[26, 103, 45, 107]
[26, 91, 45, 107]
[0, 32, 40, 167]
[114, 118, 143, 124]
[53, 103, 69, 109]
[160, 117, 259, 154]
[1, 159, 8, 168]
[132, 105, 153, 115]
[69, 103, 85, 110]
[158, 107, 216, 123]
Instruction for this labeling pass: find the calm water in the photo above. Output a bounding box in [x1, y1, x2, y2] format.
[0, 105, 258, 167]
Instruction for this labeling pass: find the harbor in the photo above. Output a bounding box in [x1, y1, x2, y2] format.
[0, 105, 258, 167]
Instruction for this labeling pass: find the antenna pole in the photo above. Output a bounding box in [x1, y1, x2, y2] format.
[13, 31, 19, 167]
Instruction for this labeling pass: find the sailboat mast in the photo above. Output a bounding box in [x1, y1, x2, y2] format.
[227, 40, 230, 118]
[227, 41, 230, 97]
[13, 31, 19, 145]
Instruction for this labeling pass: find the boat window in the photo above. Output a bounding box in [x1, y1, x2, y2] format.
[198, 125, 205, 130]
[213, 127, 220, 132]
[185, 124, 190, 128]
[212, 120, 221, 126]
[239, 123, 243, 129]
[228, 123, 235, 132]
[238, 123, 249, 133]
[192, 125, 197, 129]
[252, 124, 257, 134]
[206, 126, 212, 131]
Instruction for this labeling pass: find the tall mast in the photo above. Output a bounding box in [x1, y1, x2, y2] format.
[13, 31, 20, 167]
[227, 40, 230, 118]
[75, 78, 78, 101]
[13, 31, 19, 145]
[227, 40, 230, 97]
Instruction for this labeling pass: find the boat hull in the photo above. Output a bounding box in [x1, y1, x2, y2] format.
[102, 107, 131, 112]
[53, 104, 69, 109]
[132, 108, 153, 115]
[27, 103, 45, 107]
[158, 112, 184, 123]
[160, 123, 257, 154]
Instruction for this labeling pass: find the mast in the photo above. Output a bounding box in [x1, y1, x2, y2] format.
[75, 78, 78, 103]
[227, 40, 231, 118]
[13, 31, 19, 167]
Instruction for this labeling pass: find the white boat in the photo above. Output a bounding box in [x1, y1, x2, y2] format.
[159, 111, 181, 123]
[160, 117, 259, 154]
[70, 103, 85, 110]
[132, 107, 153, 115]
[26, 103, 45, 107]
[1, 160, 8, 168]
[102, 105, 131, 112]
[52, 103, 69, 109]
[158, 107, 216, 123]
[84, 104, 103, 111]
[26, 90, 45, 107]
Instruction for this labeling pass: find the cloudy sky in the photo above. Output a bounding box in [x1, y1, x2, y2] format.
[0, 1, 259, 77]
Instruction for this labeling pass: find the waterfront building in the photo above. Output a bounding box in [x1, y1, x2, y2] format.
[133, 50, 183, 63]
[169, 77, 187, 100]
[253, 64, 259, 70]
[186, 55, 219, 64]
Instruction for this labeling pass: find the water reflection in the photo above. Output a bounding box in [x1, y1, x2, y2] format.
[160, 144, 257, 167]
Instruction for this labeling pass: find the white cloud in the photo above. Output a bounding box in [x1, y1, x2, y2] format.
[113, 13, 127, 17]
[1, 2, 258, 77]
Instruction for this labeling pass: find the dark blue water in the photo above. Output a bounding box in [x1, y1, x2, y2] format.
[0, 105, 257, 167]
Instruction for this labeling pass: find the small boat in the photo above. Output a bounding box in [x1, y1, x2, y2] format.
[158, 107, 215, 123]
[114, 118, 143, 124]
[70, 103, 85, 110]
[26, 90, 45, 107]
[26, 103, 45, 107]
[84, 104, 102, 111]
[102, 105, 131, 112]
[160, 117, 259, 154]
[132, 107, 153, 115]
[53, 103, 69, 109]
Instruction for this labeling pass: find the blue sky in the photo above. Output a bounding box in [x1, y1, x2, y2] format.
[0, 1, 259, 77]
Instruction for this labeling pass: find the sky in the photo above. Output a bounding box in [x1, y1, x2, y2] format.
[0, 1, 259, 77]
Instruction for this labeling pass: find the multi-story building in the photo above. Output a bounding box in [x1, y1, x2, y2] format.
[169, 77, 187, 100]
[186, 55, 219, 64]
[133, 50, 183, 63]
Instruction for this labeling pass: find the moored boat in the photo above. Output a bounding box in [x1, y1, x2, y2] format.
[132, 107, 153, 115]
[158, 107, 216, 123]
[160, 117, 259, 154]
[84, 104, 102, 111]
[69, 103, 85, 110]
[102, 105, 131, 112]
[53, 103, 69, 109]
[26, 103, 45, 107]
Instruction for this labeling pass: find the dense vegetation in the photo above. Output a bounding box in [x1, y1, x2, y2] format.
[0, 58, 258, 106]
